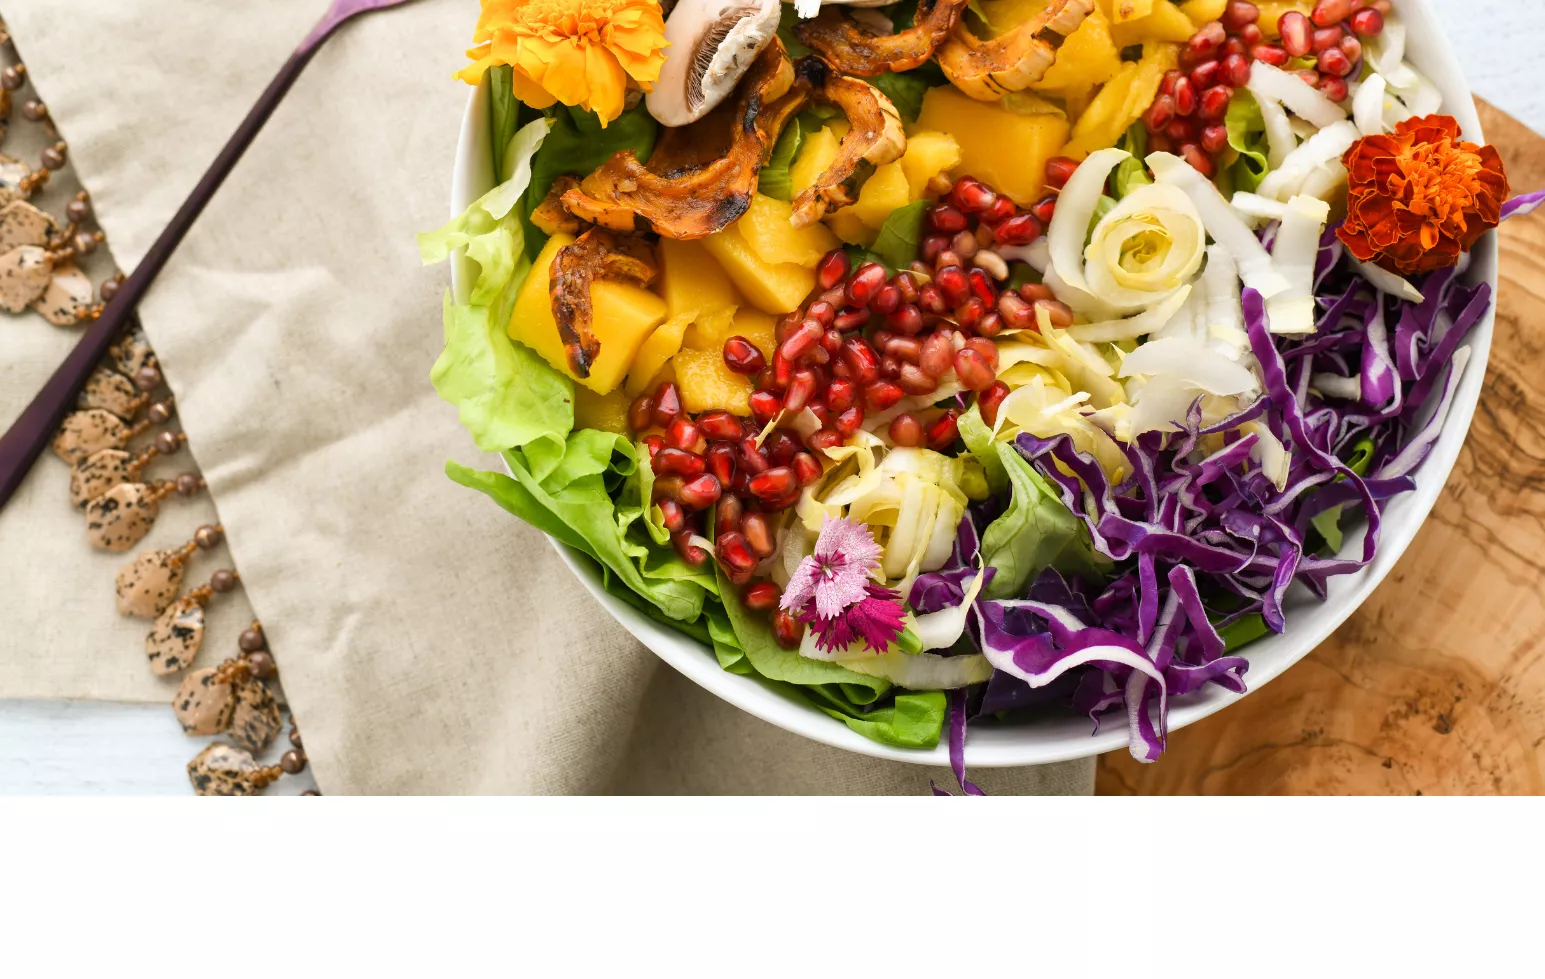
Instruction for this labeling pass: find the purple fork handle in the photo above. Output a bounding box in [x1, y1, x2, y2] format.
[0, 0, 411, 509]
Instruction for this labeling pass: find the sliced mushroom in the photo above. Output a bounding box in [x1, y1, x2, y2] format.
[647, 0, 783, 128]
[531, 176, 585, 236]
[562, 41, 795, 240]
[550, 229, 660, 378]
[794, 0, 970, 76]
[937, 0, 1095, 100]
[787, 58, 907, 227]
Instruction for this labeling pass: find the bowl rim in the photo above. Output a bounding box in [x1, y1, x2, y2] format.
[449, 0, 1498, 767]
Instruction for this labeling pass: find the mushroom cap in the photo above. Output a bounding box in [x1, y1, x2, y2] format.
[646, 0, 782, 128]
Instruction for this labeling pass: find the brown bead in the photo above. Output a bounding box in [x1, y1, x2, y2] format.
[245, 650, 275, 678]
[66, 198, 90, 224]
[40, 144, 66, 171]
[20, 99, 45, 122]
[210, 568, 238, 593]
[194, 524, 223, 550]
[289, 726, 303, 748]
[72, 232, 97, 255]
[174, 473, 201, 497]
[280, 750, 307, 775]
[146, 400, 173, 424]
[154, 430, 181, 455]
[134, 363, 161, 391]
[100, 276, 122, 302]
[238, 625, 265, 652]
[1, 65, 24, 90]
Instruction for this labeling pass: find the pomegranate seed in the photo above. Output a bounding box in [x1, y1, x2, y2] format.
[926, 411, 960, 451]
[871, 283, 902, 315]
[706, 443, 737, 486]
[742, 513, 776, 558]
[657, 498, 687, 533]
[898, 363, 940, 396]
[628, 394, 654, 432]
[805, 429, 842, 455]
[653, 474, 683, 502]
[672, 530, 710, 567]
[918, 283, 948, 316]
[1295, 68, 1323, 87]
[765, 430, 799, 467]
[950, 178, 997, 214]
[818, 286, 847, 310]
[846, 263, 888, 306]
[1316, 74, 1349, 102]
[679, 473, 721, 510]
[977, 311, 1004, 337]
[1161, 69, 1183, 96]
[883, 334, 922, 363]
[1201, 123, 1230, 154]
[887, 302, 925, 335]
[953, 348, 996, 391]
[978, 381, 1011, 427]
[642, 434, 665, 462]
[1349, 7, 1382, 36]
[980, 197, 1017, 226]
[808, 403, 831, 429]
[893, 272, 920, 303]
[1221, 52, 1251, 87]
[652, 383, 681, 429]
[919, 331, 954, 376]
[1034, 298, 1075, 329]
[1030, 195, 1057, 225]
[749, 466, 796, 501]
[888, 413, 924, 447]
[697, 410, 743, 442]
[817, 249, 850, 290]
[1340, 34, 1362, 63]
[840, 338, 880, 384]
[1043, 156, 1079, 191]
[774, 312, 800, 344]
[1251, 43, 1289, 66]
[748, 389, 782, 426]
[1148, 132, 1175, 155]
[805, 301, 835, 329]
[789, 452, 821, 488]
[771, 608, 802, 648]
[1221, 0, 1259, 30]
[1019, 282, 1055, 303]
[1172, 76, 1198, 116]
[653, 446, 705, 478]
[864, 380, 904, 411]
[1277, 11, 1312, 57]
[834, 406, 865, 437]
[1166, 118, 1195, 144]
[716, 530, 757, 573]
[742, 581, 781, 611]
[935, 248, 963, 272]
[722, 336, 767, 376]
[1223, 36, 1247, 58]
[879, 354, 902, 379]
[779, 319, 823, 363]
[920, 233, 949, 263]
[936, 266, 969, 306]
[1189, 60, 1220, 91]
[1312, 26, 1345, 56]
[1238, 23, 1263, 47]
[1143, 93, 1176, 133]
[715, 492, 742, 537]
[1316, 45, 1352, 77]
[834, 308, 871, 331]
[968, 268, 996, 306]
[1187, 21, 1226, 59]
[955, 297, 987, 330]
[1199, 84, 1233, 121]
[666, 417, 703, 451]
[963, 336, 998, 369]
[994, 213, 1043, 246]
[1311, 0, 1352, 27]
[738, 436, 770, 474]
[826, 377, 858, 413]
[998, 292, 1035, 330]
[927, 203, 968, 234]
[1180, 143, 1215, 178]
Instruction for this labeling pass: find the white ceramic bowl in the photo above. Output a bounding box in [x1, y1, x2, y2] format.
[449, 0, 1496, 767]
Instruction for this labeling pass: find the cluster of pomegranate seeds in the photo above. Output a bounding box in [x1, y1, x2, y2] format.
[629, 176, 1064, 640]
[1151, 0, 1387, 178]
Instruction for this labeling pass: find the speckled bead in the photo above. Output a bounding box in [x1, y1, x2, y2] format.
[112, 328, 155, 379]
[0, 154, 30, 206]
[84, 482, 160, 552]
[0, 199, 55, 252]
[146, 594, 205, 675]
[51, 408, 126, 465]
[69, 448, 134, 509]
[114, 547, 185, 618]
[0, 243, 53, 312]
[172, 667, 235, 736]
[229, 678, 281, 754]
[31, 263, 94, 326]
[77, 367, 142, 421]
[187, 744, 273, 797]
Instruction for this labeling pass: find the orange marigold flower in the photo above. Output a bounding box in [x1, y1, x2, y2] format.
[1338, 114, 1509, 276]
[455, 0, 669, 127]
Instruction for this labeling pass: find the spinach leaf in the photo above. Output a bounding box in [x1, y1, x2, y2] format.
[871, 200, 929, 271]
[871, 68, 939, 124]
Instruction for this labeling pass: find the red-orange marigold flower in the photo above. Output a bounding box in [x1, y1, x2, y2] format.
[1337, 114, 1509, 277]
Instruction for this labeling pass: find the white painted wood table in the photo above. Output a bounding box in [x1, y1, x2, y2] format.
[0, 0, 1539, 795]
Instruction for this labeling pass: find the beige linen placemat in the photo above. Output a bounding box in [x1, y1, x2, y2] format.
[2, 0, 1093, 794]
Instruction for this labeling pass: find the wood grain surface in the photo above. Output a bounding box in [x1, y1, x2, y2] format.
[1097, 99, 1545, 796]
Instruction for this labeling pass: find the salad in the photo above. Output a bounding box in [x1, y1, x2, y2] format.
[423, 0, 1543, 788]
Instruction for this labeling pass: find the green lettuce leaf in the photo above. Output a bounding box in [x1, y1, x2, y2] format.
[871, 200, 930, 272]
[957, 404, 1007, 496]
[522, 104, 658, 260]
[488, 66, 518, 179]
[813, 689, 946, 748]
[1113, 124, 1153, 199]
[980, 441, 1081, 599]
[1225, 91, 1269, 194]
[760, 116, 805, 202]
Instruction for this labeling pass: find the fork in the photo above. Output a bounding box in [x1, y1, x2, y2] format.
[0, 0, 419, 509]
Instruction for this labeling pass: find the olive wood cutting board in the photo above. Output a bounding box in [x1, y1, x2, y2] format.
[1096, 99, 1545, 795]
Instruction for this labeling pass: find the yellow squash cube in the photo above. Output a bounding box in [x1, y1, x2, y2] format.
[1063, 41, 1178, 158]
[737, 193, 841, 269]
[789, 126, 842, 202]
[1254, 1, 1311, 35]
[625, 310, 695, 397]
[1178, 0, 1226, 25]
[979, 0, 1052, 33]
[658, 236, 740, 323]
[672, 347, 754, 415]
[511, 234, 667, 395]
[573, 387, 633, 435]
[1030, 7, 1122, 95]
[733, 307, 778, 360]
[700, 222, 816, 314]
[683, 305, 740, 351]
[827, 210, 877, 246]
[899, 131, 963, 198]
[915, 86, 1070, 205]
[1105, 0, 1154, 24]
[1110, 0, 1201, 46]
[851, 161, 913, 230]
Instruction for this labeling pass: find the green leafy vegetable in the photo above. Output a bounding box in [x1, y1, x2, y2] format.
[957, 405, 1007, 496]
[980, 442, 1082, 599]
[1311, 437, 1378, 553]
[760, 116, 805, 201]
[488, 66, 519, 180]
[844, 243, 895, 275]
[1218, 613, 1270, 651]
[522, 103, 658, 259]
[777, 3, 813, 57]
[871, 200, 929, 272]
[1225, 91, 1270, 194]
[1113, 124, 1153, 199]
[814, 689, 946, 748]
[871, 68, 939, 124]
